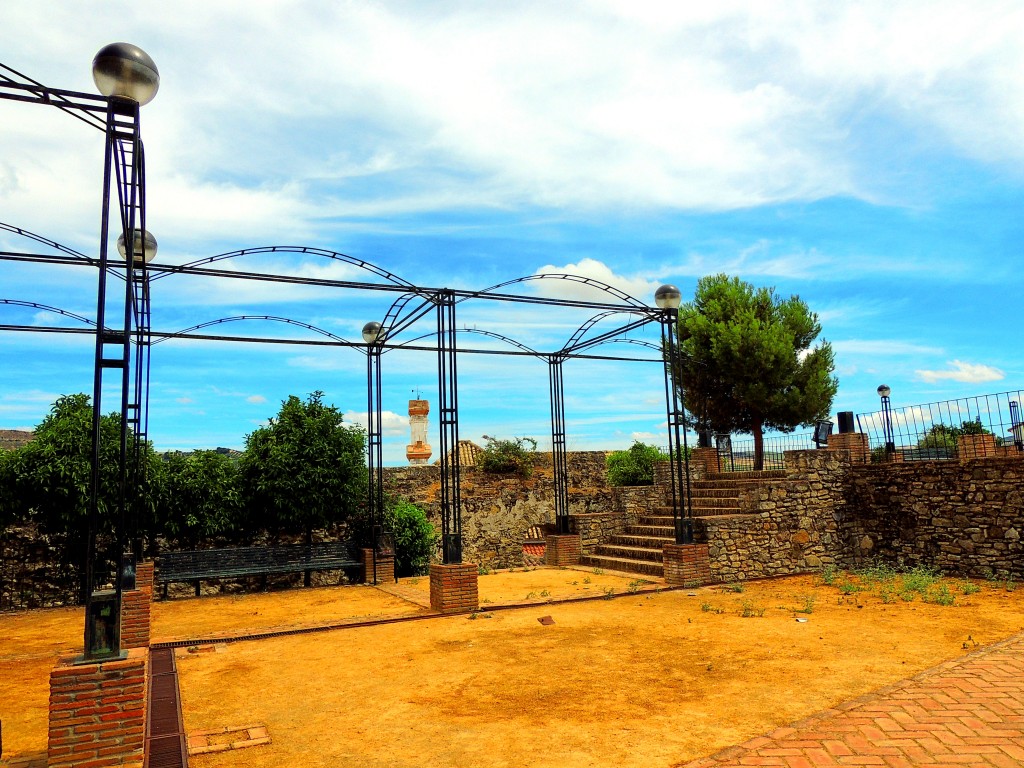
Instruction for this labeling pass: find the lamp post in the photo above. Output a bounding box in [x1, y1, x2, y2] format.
[362, 321, 384, 583]
[877, 384, 895, 460]
[83, 43, 159, 661]
[1010, 400, 1022, 452]
[656, 284, 693, 545]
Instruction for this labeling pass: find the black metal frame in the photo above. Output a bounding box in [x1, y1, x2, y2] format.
[2, 65, 150, 661]
[365, 337, 384, 581]
[660, 307, 693, 544]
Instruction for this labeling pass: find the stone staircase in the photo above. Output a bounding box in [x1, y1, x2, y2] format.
[580, 470, 787, 576]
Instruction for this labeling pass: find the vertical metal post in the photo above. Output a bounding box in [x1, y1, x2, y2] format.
[661, 308, 693, 545]
[1010, 400, 1022, 452]
[365, 344, 384, 582]
[881, 395, 895, 458]
[548, 356, 570, 534]
[85, 96, 144, 660]
[436, 291, 462, 563]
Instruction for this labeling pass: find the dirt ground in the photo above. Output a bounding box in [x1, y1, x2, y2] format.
[3, 566, 1024, 768]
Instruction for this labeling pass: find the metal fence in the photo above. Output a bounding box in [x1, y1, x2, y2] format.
[715, 432, 818, 472]
[856, 389, 1024, 462]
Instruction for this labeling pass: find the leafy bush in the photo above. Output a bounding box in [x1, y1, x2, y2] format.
[385, 498, 438, 577]
[155, 450, 241, 547]
[606, 441, 668, 486]
[239, 392, 366, 538]
[477, 436, 537, 477]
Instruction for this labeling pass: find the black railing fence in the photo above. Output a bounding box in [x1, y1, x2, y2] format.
[856, 389, 1024, 462]
[715, 432, 817, 472]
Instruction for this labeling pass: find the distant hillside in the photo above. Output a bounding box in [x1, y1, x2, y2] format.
[0, 429, 35, 451]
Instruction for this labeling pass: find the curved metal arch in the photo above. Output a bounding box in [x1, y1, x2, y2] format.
[592, 337, 662, 353]
[0, 298, 97, 327]
[151, 245, 416, 288]
[374, 291, 430, 345]
[388, 327, 542, 358]
[151, 314, 354, 347]
[0, 221, 97, 266]
[559, 308, 653, 353]
[466, 273, 647, 309]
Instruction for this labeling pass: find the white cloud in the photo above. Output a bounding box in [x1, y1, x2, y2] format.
[175, 397, 194, 404]
[343, 409, 408, 437]
[532, 258, 658, 305]
[915, 360, 1005, 384]
[246, 395, 267, 404]
[832, 340, 945, 356]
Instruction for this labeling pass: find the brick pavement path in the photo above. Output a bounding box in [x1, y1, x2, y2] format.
[681, 631, 1024, 768]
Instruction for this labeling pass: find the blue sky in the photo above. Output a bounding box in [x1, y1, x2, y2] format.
[1, 1, 1023, 464]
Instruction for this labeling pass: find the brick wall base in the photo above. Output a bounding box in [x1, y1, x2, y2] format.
[429, 563, 479, 614]
[121, 561, 154, 649]
[361, 548, 395, 584]
[544, 534, 582, 566]
[691, 447, 721, 476]
[663, 543, 712, 586]
[827, 432, 870, 463]
[47, 648, 148, 768]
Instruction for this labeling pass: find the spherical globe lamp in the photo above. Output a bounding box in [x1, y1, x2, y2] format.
[877, 384, 891, 398]
[116, 229, 157, 263]
[92, 43, 160, 105]
[362, 321, 382, 344]
[654, 284, 682, 309]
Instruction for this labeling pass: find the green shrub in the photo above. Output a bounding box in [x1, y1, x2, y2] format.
[606, 441, 669, 486]
[384, 498, 439, 577]
[477, 436, 537, 477]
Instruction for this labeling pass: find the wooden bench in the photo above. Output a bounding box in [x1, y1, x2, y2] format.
[156, 542, 363, 598]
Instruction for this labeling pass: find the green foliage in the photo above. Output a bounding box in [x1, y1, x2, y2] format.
[917, 419, 1000, 452]
[674, 274, 838, 470]
[3, 394, 161, 598]
[239, 392, 366, 537]
[156, 451, 241, 547]
[383, 497, 438, 577]
[477, 436, 537, 477]
[606, 441, 670, 486]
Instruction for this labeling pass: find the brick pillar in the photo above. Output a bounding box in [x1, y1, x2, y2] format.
[544, 534, 581, 566]
[429, 563, 478, 614]
[826, 432, 870, 463]
[121, 561, 154, 650]
[361, 548, 395, 584]
[958, 433, 998, 459]
[663, 543, 712, 586]
[47, 648, 148, 768]
[691, 446, 720, 475]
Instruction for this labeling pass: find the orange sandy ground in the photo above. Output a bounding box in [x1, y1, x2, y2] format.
[3, 567, 1024, 768]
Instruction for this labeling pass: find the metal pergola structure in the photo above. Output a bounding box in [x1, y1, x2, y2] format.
[1, 49, 696, 660]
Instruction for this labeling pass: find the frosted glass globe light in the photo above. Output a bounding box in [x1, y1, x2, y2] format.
[116, 229, 157, 263]
[654, 284, 682, 309]
[92, 43, 159, 105]
[362, 322, 382, 344]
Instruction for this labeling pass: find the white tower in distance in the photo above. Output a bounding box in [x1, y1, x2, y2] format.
[407, 399, 432, 465]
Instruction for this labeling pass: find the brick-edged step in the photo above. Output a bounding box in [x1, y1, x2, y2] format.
[579, 554, 664, 577]
[705, 469, 788, 481]
[592, 544, 664, 563]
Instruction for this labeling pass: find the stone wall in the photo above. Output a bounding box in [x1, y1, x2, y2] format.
[696, 450, 847, 582]
[384, 450, 615, 569]
[840, 456, 1024, 577]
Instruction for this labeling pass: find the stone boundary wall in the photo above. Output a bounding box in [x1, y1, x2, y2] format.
[840, 456, 1024, 577]
[696, 450, 848, 582]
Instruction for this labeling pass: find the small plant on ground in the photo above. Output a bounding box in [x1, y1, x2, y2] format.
[820, 564, 839, 586]
[583, 576, 591, 584]
[925, 583, 956, 606]
[525, 591, 538, 599]
[592, 568, 605, 575]
[959, 580, 980, 595]
[901, 564, 941, 595]
[627, 580, 643, 594]
[879, 584, 896, 603]
[796, 594, 816, 614]
[540, 589, 550, 598]
[837, 580, 862, 595]
[854, 559, 898, 586]
[740, 600, 766, 618]
[1006, 576, 1017, 592]
[724, 582, 744, 593]
[477, 564, 491, 576]
[603, 586, 616, 599]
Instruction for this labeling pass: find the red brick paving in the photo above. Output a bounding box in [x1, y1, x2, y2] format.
[682, 632, 1024, 768]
